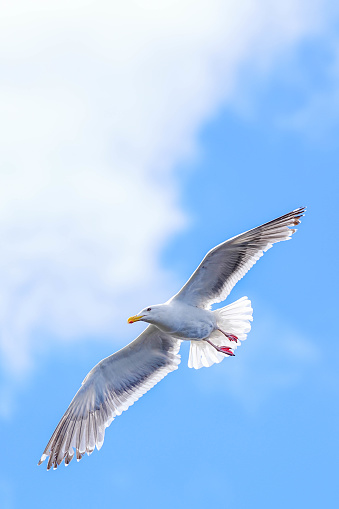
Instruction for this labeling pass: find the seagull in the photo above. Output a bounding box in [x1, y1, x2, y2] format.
[38, 207, 305, 469]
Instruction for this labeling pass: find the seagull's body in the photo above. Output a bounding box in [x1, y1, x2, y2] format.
[39, 207, 305, 470]
[138, 301, 216, 339]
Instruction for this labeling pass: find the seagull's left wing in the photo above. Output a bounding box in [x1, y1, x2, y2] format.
[38, 326, 181, 470]
[173, 207, 305, 309]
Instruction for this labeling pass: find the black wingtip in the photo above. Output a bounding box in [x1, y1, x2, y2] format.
[292, 206, 306, 225]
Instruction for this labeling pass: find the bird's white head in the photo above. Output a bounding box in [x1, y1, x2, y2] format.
[127, 304, 166, 327]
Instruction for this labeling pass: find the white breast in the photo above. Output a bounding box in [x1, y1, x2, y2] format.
[155, 301, 216, 340]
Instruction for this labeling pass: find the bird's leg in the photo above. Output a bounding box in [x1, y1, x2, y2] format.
[217, 328, 238, 343]
[205, 339, 235, 356]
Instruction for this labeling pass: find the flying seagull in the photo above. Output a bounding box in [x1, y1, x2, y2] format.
[38, 207, 305, 470]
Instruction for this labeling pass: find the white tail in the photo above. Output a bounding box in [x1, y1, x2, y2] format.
[188, 297, 253, 369]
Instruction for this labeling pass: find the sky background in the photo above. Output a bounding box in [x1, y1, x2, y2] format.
[0, 1, 338, 508]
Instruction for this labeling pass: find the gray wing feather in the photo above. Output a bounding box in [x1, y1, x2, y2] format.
[38, 326, 181, 470]
[174, 207, 305, 309]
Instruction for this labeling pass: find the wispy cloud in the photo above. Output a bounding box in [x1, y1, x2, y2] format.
[0, 477, 14, 509]
[0, 1, 336, 396]
[282, 40, 339, 140]
[196, 304, 319, 412]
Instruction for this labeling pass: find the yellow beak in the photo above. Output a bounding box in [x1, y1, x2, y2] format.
[127, 314, 144, 324]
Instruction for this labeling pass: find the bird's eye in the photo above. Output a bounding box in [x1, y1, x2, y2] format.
[146, 307, 151, 312]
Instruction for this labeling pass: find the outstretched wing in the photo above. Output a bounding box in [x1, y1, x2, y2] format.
[173, 207, 305, 309]
[38, 326, 181, 470]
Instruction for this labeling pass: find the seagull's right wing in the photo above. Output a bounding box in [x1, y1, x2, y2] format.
[38, 326, 181, 470]
[173, 207, 305, 309]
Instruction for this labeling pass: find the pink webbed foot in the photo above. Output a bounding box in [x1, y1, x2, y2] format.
[205, 339, 235, 357]
[217, 328, 238, 343]
[226, 334, 238, 343]
[219, 346, 235, 356]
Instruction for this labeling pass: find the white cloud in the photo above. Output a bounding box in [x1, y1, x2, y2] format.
[0, 1, 335, 393]
[282, 40, 339, 140]
[0, 477, 14, 509]
[195, 307, 319, 412]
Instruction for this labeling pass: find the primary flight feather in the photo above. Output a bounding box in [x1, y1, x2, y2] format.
[38, 207, 305, 469]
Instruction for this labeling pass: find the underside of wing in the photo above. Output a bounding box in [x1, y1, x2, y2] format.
[38, 327, 181, 470]
[174, 207, 305, 309]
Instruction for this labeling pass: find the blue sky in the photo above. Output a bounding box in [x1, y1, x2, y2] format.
[0, 2, 338, 508]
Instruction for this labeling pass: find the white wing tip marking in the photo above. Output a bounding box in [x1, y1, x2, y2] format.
[38, 454, 47, 466]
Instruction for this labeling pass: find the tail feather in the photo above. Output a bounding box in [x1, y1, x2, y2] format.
[188, 297, 253, 369]
[214, 296, 253, 342]
[188, 340, 224, 369]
